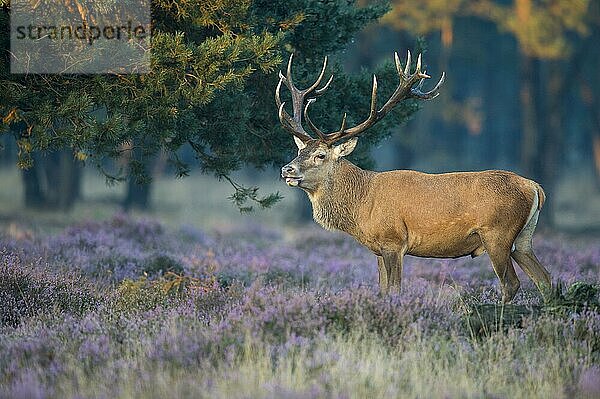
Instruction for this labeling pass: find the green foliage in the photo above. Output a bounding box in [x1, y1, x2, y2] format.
[114, 272, 216, 313]
[143, 254, 185, 275]
[384, 0, 592, 59]
[545, 280, 600, 310]
[463, 281, 600, 338]
[0, 0, 417, 210]
[384, 0, 468, 37]
[482, 0, 590, 59]
[114, 276, 174, 313]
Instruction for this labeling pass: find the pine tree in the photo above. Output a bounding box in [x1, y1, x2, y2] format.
[0, 0, 418, 210]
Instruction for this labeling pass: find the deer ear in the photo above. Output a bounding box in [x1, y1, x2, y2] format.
[294, 136, 307, 150]
[333, 137, 358, 158]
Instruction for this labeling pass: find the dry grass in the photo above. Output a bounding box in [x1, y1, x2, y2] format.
[31, 331, 593, 399]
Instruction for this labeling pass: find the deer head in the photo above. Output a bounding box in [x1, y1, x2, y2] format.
[278, 51, 445, 192]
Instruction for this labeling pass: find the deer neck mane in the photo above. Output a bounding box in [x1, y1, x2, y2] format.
[306, 159, 372, 234]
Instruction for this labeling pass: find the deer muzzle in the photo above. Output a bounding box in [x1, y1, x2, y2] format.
[281, 164, 303, 187]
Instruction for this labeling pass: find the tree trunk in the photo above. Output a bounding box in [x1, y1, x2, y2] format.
[519, 55, 560, 226]
[124, 177, 152, 210]
[581, 82, 600, 190]
[519, 54, 541, 179]
[122, 143, 153, 211]
[22, 160, 45, 208]
[538, 62, 566, 226]
[22, 150, 82, 210]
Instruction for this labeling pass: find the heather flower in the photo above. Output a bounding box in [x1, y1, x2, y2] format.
[0, 215, 598, 398]
[578, 366, 600, 398]
[0, 251, 99, 327]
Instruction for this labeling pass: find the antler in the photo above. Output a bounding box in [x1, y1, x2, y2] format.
[303, 50, 445, 144]
[275, 54, 334, 142]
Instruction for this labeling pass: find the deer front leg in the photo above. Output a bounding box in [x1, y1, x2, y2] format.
[377, 256, 389, 294]
[382, 248, 406, 294]
[383, 252, 402, 294]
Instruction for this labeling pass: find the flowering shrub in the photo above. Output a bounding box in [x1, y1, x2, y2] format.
[0, 214, 598, 398]
[0, 250, 99, 327]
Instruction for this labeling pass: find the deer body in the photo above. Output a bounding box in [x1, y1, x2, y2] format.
[307, 159, 541, 259]
[276, 51, 552, 302]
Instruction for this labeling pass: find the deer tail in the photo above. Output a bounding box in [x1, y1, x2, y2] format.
[534, 182, 545, 210]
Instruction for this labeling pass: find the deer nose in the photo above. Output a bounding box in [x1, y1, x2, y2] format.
[281, 164, 298, 177]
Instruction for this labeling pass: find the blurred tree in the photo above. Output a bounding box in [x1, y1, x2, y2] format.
[0, 0, 416, 212]
[381, 0, 592, 225]
[576, 1, 600, 188]
[383, 0, 466, 49]
[477, 0, 590, 225]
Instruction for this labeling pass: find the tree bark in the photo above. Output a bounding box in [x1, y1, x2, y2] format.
[582, 84, 600, 190]
[122, 143, 153, 211]
[519, 54, 541, 179]
[22, 161, 45, 208]
[22, 150, 82, 210]
[124, 177, 152, 210]
[538, 61, 566, 226]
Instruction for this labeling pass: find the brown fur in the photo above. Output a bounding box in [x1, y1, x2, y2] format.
[282, 145, 552, 302]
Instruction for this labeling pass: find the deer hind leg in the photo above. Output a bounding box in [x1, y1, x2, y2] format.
[511, 209, 552, 298]
[480, 232, 521, 303]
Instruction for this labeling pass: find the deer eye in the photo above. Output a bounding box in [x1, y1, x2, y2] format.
[315, 153, 326, 161]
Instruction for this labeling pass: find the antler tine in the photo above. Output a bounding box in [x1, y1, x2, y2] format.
[303, 99, 327, 140]
[277, 102, 292, 130]
[275, 77, 285, 108]
[305, 56, 329, 94]
[309, 51, 444, 145]
[394, 52, 405, 78]
[276, 77, 301, 129]
[275, 77, 293, 125]
[411, 71, 446, 100]
[416, 54, 430, 79]
[370, 75, 378, 117]
[278, 102, 312, 141]
[286, 53, 294, 86]
[276, 50, 444, 146]
[315, 74, 334, 96]
[323, 75, 378, 143]
[339, 113, 347, 132]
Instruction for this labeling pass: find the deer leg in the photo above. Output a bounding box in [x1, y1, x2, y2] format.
[480, 233, 521, 303]
[383, 249, 405, 294]
[511, 250, 551, 299]
[377, 256, 390, 294]
[510, 210, 552, 299]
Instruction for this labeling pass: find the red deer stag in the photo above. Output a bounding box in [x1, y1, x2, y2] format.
[277, 51, 552, 303]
